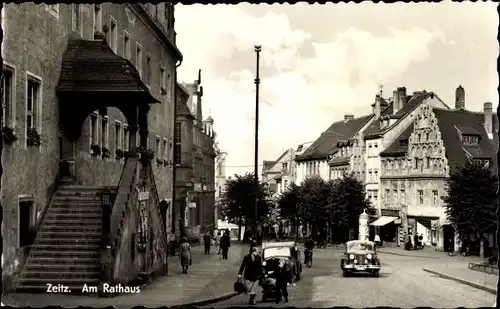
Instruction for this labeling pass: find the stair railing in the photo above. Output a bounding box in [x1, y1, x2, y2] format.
[100, 156, 138, 291]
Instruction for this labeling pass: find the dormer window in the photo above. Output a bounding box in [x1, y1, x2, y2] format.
[282, 162, 288, 172]
[462, 134, 479, 145]
[399, 139, 408, 147]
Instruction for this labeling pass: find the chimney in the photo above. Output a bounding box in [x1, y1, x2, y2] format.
[484, 102, 493, 137]
[373, 94, 381, 119]
[344, 114, 354, 123]
[455, 85, 465, 110]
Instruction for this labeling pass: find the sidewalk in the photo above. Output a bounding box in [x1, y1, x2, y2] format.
[3, 243, 248, 308]
[423, 263, 498, 295]
[378, 246, 454, 259]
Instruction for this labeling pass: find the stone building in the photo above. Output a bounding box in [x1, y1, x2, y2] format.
[379, 86, 497, 252]
[174, 72, 216, 239]
[1, 3, 181, 292]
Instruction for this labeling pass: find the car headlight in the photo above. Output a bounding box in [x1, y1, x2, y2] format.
[262, 261, 266, 266]
[367, 253, 372, 259]
[349, 254, 354, 259]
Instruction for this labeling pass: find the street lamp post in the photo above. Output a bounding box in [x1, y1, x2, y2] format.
[253, 45, 261, 240]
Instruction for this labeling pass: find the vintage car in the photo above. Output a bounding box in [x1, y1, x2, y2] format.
[262, 241, 302, 281]
[340, 240, 381, 277]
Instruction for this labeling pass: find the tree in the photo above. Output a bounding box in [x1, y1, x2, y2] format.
[327, 172, 375, 242]
[443, 160, 498, 247]
[276, 182, 302, 239]
[219, 173, 272, 240]
[297, 176, 332, 239]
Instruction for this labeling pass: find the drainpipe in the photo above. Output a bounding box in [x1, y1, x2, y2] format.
[171, 59, 182, 242]
[0, 2, 4, 217]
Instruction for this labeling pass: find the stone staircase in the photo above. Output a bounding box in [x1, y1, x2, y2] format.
[16, 185, 116, 293]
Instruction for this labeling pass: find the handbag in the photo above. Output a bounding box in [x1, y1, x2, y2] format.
[234, 278, 246, 293]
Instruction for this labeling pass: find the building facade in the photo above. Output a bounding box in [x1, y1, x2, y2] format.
[378, 87, 497, 251]
[174, 73, 216, 239]
[214, 146, 227, 223]
[2, 3, 181, 292]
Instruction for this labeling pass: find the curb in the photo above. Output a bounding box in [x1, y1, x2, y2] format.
[169, 292, 240, 308]
[422, 268, 497, 295]
[378, 250, 439, 259]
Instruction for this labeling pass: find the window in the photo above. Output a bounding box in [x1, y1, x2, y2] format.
[123, 125, 129, 151]
[373, 190, 378, 202]
[145, 55, 152, 87]
[432, 190, 438, 205]
[136, 44, 143, 77]
[374, 142, 378, 154]
[399, 139, 408, 147]
[417, 134, 421, 142]
[426, 157, 431, 169]
[414, 158, 418, 169]
[174, 123, 181, 165]
[393, 189, 398, 204]
[368, 143, 372, 156]
[2, 66, 14, 128]
[155, 136, 161, 161]
[284, 180, 288, 189]
[400, 189, 405, 204]
[26, 75, 41, 142]
[162, 138, 168, 160]
[160, 66, 166, 93]
[19, 199, 35, 247]
[90, 113, 98, 146]
[425, 133, 430, 141]
[115, 121, 122, 152]
[101, 116, 109, 149]
[283, 162, 288, 172]
[368, 170, 373, 183]
[374, 169, 378, 182]
[418, 190, 424, 205]
[110, 17, 118, 53]
[123, 31, 131, 59]
[387, 160, 392, 171]
[72, 4, 82, 35]
[385, 189, 390, 203]
[93, 4, 102, 34]
[169, 140, 173, 162]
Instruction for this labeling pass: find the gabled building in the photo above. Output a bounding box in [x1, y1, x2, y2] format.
[362, 88, 450, 211]
[295, 114, 374, 184]
[378, 88, 497, 252]
[262, 148, 296, 197]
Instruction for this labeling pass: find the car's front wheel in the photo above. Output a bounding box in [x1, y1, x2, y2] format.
[342, 270, 349, 277]
[373, 271, 380, 278]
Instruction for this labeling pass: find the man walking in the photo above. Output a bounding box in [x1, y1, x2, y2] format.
[203, 233, 211, 255]
[238, 247, 262, 305]
[220, 231, 231, 259]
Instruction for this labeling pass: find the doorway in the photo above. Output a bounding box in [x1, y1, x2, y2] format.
[443, 225, 455, 252]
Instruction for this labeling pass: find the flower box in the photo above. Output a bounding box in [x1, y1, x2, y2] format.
[91, 144, 101, 155]
[156, 158, 163, 165]
[137, 146, 155, 162]
[1, 126, 18, 144]
[115, 149, 124, 159]
[102, 147, 111, 158]
[27, 128, 41, 147]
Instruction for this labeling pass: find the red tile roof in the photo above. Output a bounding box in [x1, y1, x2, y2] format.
[296, 115, 373, 162]
[57, 39, 159, 103]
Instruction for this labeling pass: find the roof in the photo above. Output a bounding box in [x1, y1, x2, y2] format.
[364, 93, 431, 139]
[263, 160, 277, 172]
[380, 123, 414, 157]
[433, 108, 496, 174]
[329, 156, 350, 166]
[205, 116, 214, 123]
[296, 115, 373, 161]
[57, 39, 159, 103]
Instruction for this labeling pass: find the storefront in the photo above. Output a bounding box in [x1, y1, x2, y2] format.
[370, 209, 401, 245]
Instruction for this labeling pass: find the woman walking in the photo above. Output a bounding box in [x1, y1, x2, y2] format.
[215, 231, 222, 254]
[180, 237, 192, 273]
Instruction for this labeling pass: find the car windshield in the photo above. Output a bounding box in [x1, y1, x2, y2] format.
[263, 247, 291, 259]
[347, 242, 373, 251]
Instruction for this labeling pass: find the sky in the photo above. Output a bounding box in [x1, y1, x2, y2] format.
[175, 2, 499, 177]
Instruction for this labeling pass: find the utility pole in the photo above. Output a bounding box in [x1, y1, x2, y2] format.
[253, 45, 261, 240]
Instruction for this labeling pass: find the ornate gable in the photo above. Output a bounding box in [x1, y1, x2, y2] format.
[406, 103, 449, 177]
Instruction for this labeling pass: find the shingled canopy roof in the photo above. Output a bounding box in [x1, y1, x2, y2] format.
[57, 39, 160, 104]
[364, 93, 434, 139]
[296, 115, 373, 162]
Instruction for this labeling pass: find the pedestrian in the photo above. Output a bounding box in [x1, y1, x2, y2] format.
[238, 247, 263, 305]
[179, 237, 192, 274]
[374, 234, 381, 247]
[203, 232, 211, 255]
[275, 259, 293, 303]
[220, 231, 231, 259]
[215, 230, 222, 254]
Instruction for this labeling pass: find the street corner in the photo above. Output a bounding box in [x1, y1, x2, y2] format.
[422, 267, 497, 295]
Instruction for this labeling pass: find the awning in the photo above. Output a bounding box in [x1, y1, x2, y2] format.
[370, 216, 397, 226]
[56, 38, 160, 104]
